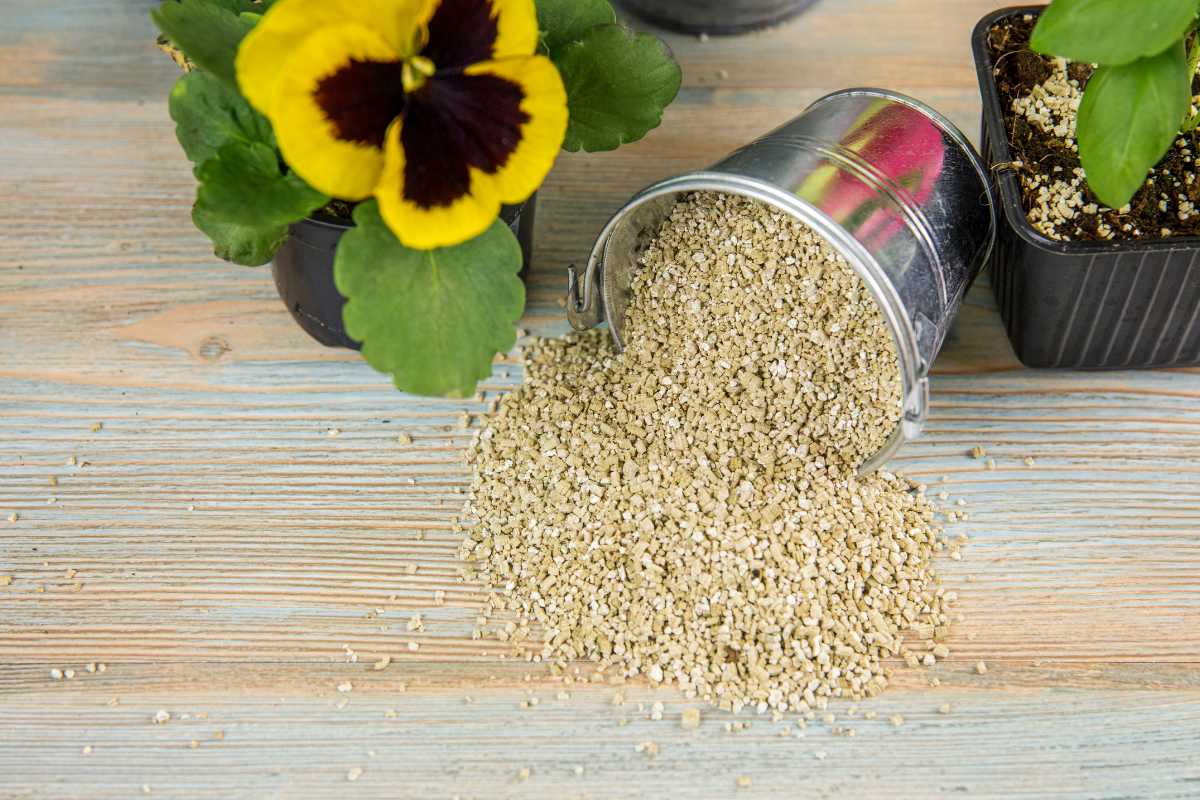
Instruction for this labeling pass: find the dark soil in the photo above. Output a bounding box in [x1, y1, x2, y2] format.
[316, 199, 358, 222]
[987, 15, 1200, 242]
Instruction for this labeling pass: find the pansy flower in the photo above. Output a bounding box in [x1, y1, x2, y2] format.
[236, 0, 568, 249]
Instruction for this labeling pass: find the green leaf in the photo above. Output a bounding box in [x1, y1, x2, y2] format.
[1077, 41, 1192, 207]
[169, 70, 274, 165]
[192, 204, 288, 266]
[1031, 0, 1198, 66]
[536, 0, 616, 53]
[151, 0, 255, 86]
[335, 201, 524, 398]
[195, 140, 328, 228]
[210, 0, 272, 12]
[553, 24, 681, 152]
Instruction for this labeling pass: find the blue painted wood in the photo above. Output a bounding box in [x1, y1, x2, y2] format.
[0, 0, 1197, 796]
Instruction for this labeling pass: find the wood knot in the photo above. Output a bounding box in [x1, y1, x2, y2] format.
[197, 335, 231, 362]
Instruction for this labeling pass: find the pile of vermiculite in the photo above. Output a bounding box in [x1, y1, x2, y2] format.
[460, 193, 954, 714]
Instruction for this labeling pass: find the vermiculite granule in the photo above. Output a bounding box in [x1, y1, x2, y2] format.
[460, 193, 953, 713]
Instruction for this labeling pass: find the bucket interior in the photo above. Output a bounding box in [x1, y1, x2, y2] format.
[591, 182, 922, 470]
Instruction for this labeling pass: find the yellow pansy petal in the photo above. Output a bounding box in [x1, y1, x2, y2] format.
[466, 55, 567, 204]
[376, 121, 501, 250]
[490, 0, 539, 58]
[236, 0, 430, 114]
[272, 24, 403, 200]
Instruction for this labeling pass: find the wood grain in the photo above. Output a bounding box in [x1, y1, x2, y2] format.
[1, 0, 1198, 797]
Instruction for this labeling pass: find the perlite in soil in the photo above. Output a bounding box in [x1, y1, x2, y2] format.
[460, 193, 956, 713]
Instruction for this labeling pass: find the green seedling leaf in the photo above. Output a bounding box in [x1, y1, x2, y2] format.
[1077, 41, 1192, 208]
[335, 202, 524, 398]
[169, 71, 274, 164]
[151, 0, 256, 86]
[554, 24, 681, 152]
[195, 140, 328, 228]
[192, 204, 288, 266]
[1031, 0, 1198, 66]
[536, 0, 616, 53]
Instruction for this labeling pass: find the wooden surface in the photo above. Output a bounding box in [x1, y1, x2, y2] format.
[2, 1, 1199, 797]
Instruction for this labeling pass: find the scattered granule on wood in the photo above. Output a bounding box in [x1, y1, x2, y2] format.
[373, 656, 391, 671]
[0, 576, 11, 587]
[407, 641, 420, 652]
[976, 660, 988, 675]
[85, 662, 96, 673]
[50, 669, 63, 680]
[517, 767, 531, 781]
[970, 445, 987, 459]
[460, 193, 953, 713]
[64, 669, 76, 679]
[680, 707, 701, 729]
[91, 422, 104, 433]
[635, 740, 660, 758]
[48, 476, 58, 487]
[556, 690, 570, 701]
[327, 428, 341, 437]
[889, 714, 905, 726]
[985, 458, 996, 471]
[573, 765, 585, 776]
[153, 710, 170, 724]
[736, 776, 752, 789]
[346, 767, 363, 782]
[938, 704, 952, 714]
[406, 614, 424, 632]
[337, 682, 352, 693]
[6, 513, 16, 523]
[82, 745, 92, 755]
[397, 432, 413, 445]
[1023, 456, 1036, 467]
[650, 700, 664, 720]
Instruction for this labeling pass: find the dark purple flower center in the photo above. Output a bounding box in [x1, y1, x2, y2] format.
[314, 59, 405, 148]
[402, 73, 529, 208]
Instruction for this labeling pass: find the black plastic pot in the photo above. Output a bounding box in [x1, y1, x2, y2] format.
[617, 0, 819, 35]
[974, 6, 1200, 369]
[271, 198, 536, 350]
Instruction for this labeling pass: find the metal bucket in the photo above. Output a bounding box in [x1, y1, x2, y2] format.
[567, 88, 996, 470]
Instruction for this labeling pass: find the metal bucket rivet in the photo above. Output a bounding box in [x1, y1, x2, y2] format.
[568, 88, 997, 471]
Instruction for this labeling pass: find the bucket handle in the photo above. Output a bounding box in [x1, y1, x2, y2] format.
[566, 261, 605, 331]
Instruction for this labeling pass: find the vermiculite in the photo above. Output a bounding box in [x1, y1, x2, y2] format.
[460, 193, 956, 713]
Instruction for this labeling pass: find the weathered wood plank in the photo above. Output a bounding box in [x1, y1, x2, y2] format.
[1, 0, 1198, 797]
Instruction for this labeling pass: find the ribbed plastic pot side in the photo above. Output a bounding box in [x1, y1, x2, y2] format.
[271, 198, 537, 350]
[973, 6, 1200, 370]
